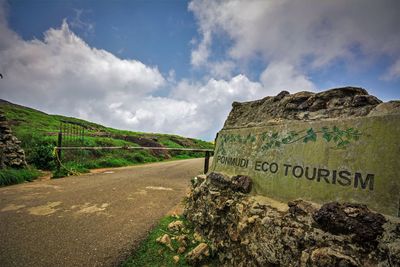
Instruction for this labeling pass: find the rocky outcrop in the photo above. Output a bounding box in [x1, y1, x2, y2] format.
[184, 172, 400, 266]
[0, 113, 27, 168]
[223, 87, 400, 128]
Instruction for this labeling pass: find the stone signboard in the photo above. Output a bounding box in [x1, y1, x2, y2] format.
[211, 87, 400, 217]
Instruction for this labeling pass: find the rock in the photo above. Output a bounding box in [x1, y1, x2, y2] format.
[386, 241, 400, 265]
[193, 232, 204, 243]
[168, 221, 184, 232]
[351, 94, 381, 107]
[310, 247, 359, 267]
[223, 87, 385, 128]
[177, 246, 186, 254]
[176, 234, 188, 247]
[207, 172, 231, 189]
[313, 202, 386, 245]
[368, 101, 400, 116]
[0, 112, 27, 169]
[156, 234, 174, 251]
[231, 175, 252, 193]
[184, 172, 400, 266]
[288, 199, 318, 216]
[186, 243, 210, 265]
[247, 215, 258, 224]
[194, 174, 206, 186]
[7, 152, 17, 159]
[275, 91, 289, 101]
[172, 255, 180, 264]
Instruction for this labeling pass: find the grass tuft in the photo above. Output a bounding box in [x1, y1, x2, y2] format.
[0, 168, 40, 186]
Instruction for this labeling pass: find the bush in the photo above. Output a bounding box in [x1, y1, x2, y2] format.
[132, 154, 145, 163]
[0, 168, 40, 186]
[29, 142, 56, 170]
[19, 133, 56, 170]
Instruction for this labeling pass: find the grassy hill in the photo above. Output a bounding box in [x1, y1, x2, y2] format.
[0, 99, 213, 177]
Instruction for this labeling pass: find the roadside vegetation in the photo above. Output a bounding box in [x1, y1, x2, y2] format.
[0, 168, 40, 186]
[122, 215, 217, 267]
[0, 99, 213, 178]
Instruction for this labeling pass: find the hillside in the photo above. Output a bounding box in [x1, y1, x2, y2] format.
[0, 99, 213, 176]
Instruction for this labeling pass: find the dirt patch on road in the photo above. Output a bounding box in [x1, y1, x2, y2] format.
[73, 202, 110, 215]
[28, 201, 62, 216]
[1, 204, 26, 212]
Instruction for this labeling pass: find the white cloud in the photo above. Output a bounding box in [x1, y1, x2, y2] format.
[0, 16, 166, 130]
[69, 9, 94, 36]
[260, 62, 314, 95]
[382, 59, 400, 81]
[108, 97, 198, 135]
[189, 0, 400, 79]
[171, 74, 269, 137]
[0, 1, 318, 140]
[190, 31, 211, 67]
[208, 60, 235, 79]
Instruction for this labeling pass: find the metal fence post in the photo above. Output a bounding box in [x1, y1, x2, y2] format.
[57, 130, 62, 172]
[204, 151, 210, 174]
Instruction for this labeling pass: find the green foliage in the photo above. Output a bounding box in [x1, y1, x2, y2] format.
[97, 158, 131, 168]
[122, 215, 217, 267]
[159, 139, 183, 148]
[0, 168, 40, 186]
[16, 132, 56, 170]
[29, 140, 56, 170]
[52, 162, 90, 178]
[0, 100, 213, 178]
[172, 154, 192, 160]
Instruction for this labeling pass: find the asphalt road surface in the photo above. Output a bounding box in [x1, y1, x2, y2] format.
[0, 158, 205, 267]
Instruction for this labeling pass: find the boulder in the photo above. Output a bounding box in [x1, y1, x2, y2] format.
[224, 86, 383, 128]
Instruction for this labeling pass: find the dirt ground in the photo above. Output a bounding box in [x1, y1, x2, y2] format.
[0, 158, 205, 267]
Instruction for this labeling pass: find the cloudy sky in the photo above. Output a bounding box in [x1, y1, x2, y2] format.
[0, 0, 399, 140]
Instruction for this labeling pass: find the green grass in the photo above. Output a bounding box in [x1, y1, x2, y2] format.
[122, 215, 217, 267]
[0, 168, 40, 186]
[0, 99, 214, 178]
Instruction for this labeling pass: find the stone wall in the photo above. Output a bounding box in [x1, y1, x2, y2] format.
[184, 87, 400, 265]
[184, 173, 400, 266]
[0, 113, 27, 168]
[211, 87, 400, 216]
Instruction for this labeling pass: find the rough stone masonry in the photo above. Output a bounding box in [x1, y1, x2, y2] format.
[184, 173, 400, 266]
[184, 87, 400, 266]
[211, 87, 400, 216]
[0, 112, 27, 168]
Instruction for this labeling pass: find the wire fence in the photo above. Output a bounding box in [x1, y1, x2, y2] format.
[55, 121, 213, 175]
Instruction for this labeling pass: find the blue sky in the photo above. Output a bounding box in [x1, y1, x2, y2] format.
[0, 0, 399, 140]
[8, 0, 197, 80]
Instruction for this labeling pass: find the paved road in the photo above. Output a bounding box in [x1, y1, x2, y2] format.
[0, 158, 204, 267]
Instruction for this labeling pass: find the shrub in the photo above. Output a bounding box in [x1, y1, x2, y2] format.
[19, 133, 56, 170]
[29, 142, 56, 170]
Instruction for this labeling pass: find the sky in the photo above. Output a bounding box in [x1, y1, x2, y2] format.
[0, 0, 399, 140]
